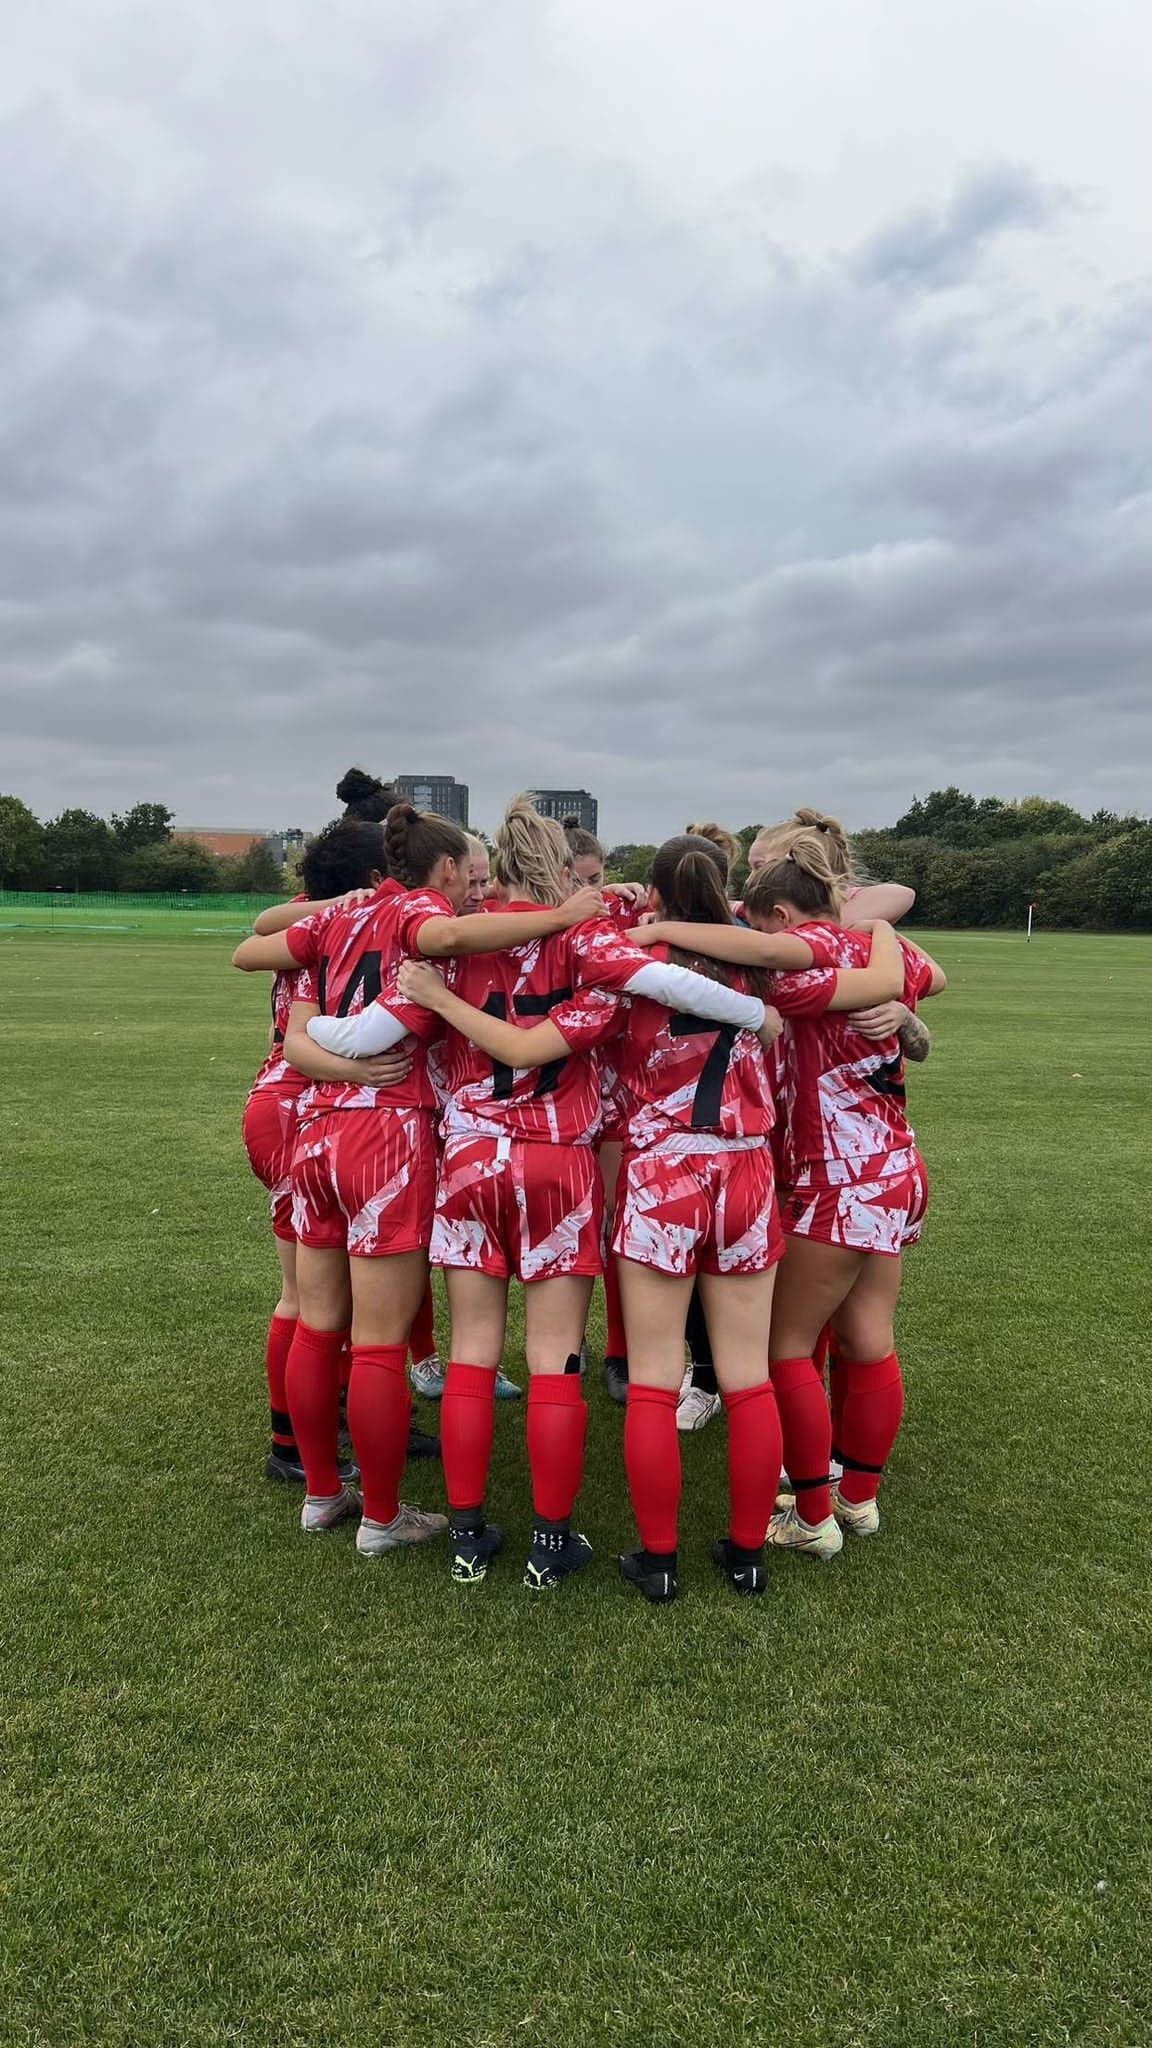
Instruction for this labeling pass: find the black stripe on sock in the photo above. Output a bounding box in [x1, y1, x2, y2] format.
[838, 1453, 885, 1475]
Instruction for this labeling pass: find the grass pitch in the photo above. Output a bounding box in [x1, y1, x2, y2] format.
[2, 927, 1150, 2047]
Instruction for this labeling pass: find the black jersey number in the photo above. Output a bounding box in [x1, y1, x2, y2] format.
[482, 987, 572, 1100]
[669, 1015, 739, 1128]
[867, 1054, 906, 1103]
[318, 949, 382, 1019]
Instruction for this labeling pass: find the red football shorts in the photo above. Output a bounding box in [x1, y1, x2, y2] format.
[290, 1106, 437, 1257]
[781, 1152, 928, 1257]
[597, 1055, 628, 1148]
[430, 1134, 604, 1283]
[242, 1088, 302, 1242]
[612, 1141, 784, 1277]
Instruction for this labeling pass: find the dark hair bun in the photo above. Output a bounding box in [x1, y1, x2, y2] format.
[337, 766, 383, 806]
[562, 815, 580, 831]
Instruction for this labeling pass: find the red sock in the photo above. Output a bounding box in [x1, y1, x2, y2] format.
[723, 1379, 783, 1550]
[408, 1284, 437, 1366]
[347, 1345, 411, 1525]
[266, 1314, 298, 1452]
[624, 1383, 681, 1555]
[285, 1323, 345, 1497]
[526, 1374, 587, 1523]
[829, 1335, 847, 1453]
[836, 1353, 904, 1504]
[338, 1332, 352, 1394]
[769, 1357, 833, 1525]
[603, 1258, 627, 1361]
[441, 1361, 497, 1513]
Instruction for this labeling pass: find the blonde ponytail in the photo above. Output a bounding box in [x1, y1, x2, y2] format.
[751, 807, 869, 886]
[743, 823, 846, 921]
[492, 795, 571, 906]
[685, 821, 740, 874]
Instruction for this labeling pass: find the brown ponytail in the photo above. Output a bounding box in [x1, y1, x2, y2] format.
[562, 817, 604, 862]
[384, 802, 469, 888]
[650, 834, 764, 994]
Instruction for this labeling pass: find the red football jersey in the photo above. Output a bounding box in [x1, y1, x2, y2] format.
[768, 922, 936, 1186]
[249, 897, 315, 1102]
[284, 881, 452, 1112]
[397, 908, 646, 1145]
[611, 946, 774, 1152]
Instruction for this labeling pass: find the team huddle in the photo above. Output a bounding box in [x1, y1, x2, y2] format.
[234, 772, 945, 1602]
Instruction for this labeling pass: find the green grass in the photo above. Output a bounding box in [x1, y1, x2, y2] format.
[2, 929, 1150, 2047]
[0, 901, 259, 939]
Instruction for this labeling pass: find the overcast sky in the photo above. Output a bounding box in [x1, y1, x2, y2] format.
[2, 0, 1149, 843]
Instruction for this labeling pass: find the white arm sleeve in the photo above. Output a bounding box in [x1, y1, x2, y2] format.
[624, 961, 765, 1031]
[306, 1006, 410, 1057]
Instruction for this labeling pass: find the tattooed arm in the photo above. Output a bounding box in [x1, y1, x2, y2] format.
[899, 1010, 932, 1063]
[849, 1001, 933, 1062]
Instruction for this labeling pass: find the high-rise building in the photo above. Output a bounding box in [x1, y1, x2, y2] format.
[527, 789, 599, 835]
[393, 775, 470, 826]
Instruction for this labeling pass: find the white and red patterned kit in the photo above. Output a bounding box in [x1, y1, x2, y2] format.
[595, 892, 644, 1143]
[768, 922, 936, 1253]
[781, 1158, 929, 1258]
[283, 881, 461, 1255]
[242, 895, 316, 1237]
[421, 910, 646, 1147]
[291, 1104, 439, 1257]
[284, 880, 450, 1115]
[610, 947, 776, 1154]
[608, 945, 781, 1277]
[431, 1131, 605, 1281]
[382, 905, 639, 1281]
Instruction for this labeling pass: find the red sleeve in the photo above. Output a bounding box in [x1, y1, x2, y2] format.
[550, 986, 627, 1051]
[394, 890, 451, 959]
[284, 911, 326, 966]
[900, 942, 935, 1008]
[291, 964, 317, 1005]
[569, 918, 651, 993]
[791, 922, 844, 969]
[371, 972, 442, 1043]
[768, 966, 838, 1018]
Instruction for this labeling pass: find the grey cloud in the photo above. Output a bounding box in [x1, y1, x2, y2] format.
[851, 163, 1070, 289]
[0, 7, 1148, 844]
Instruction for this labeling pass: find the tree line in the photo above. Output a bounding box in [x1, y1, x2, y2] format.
[3, 785, 1149, 925]
[0, 799, 285, 895]
[606, 788, 1152, 930]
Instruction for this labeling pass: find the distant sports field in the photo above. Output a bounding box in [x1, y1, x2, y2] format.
[3, 927, 1150, 2047]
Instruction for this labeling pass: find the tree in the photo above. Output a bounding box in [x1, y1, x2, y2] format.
[1039, 826, 1152, 930]
[42, 809, 119, 890]
[892, 788, 979, 840]
[112, 803, 174, 853]
[120, 837, 222, 893]
[604, 844, 658, 884]
[0, 795, 45, 888]
[217, 841, 286, 894]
